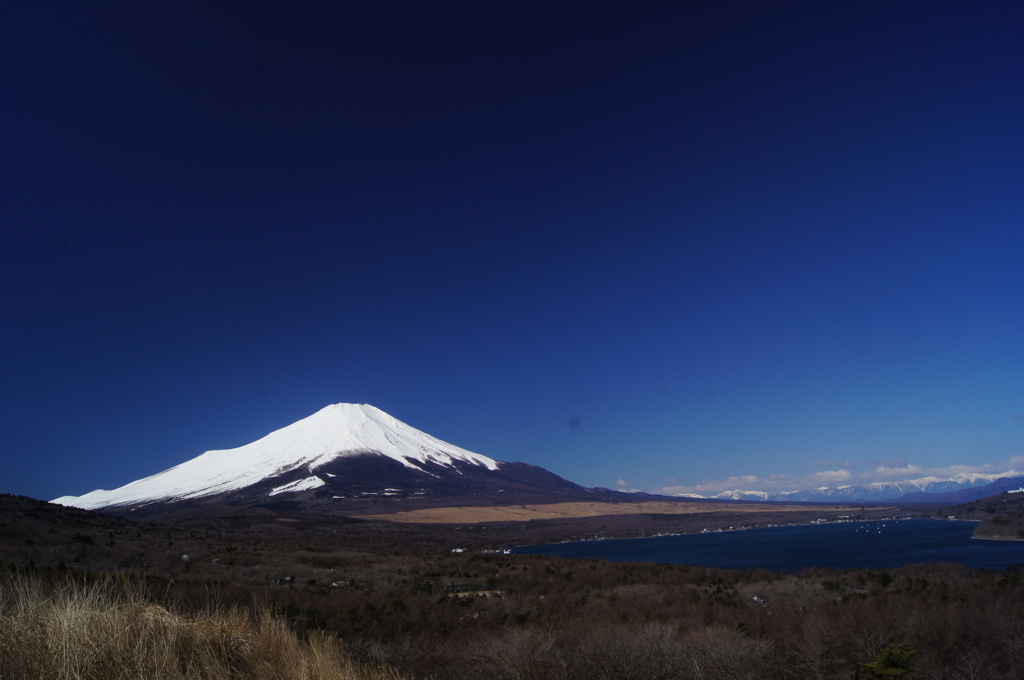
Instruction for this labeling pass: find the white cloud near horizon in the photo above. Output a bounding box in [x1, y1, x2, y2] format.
[654, 456, 1024, 497]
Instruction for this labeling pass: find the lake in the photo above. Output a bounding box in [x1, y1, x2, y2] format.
[511, 519, 1024, 572]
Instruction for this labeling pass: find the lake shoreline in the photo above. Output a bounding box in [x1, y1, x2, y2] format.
[973, 535, 1024, 543]
[513, 518, 1024, 572]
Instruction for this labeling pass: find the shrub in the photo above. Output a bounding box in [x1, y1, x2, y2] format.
[858, 642, 915, 679]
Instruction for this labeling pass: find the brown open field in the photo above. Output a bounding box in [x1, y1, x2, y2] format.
[353, 500, 872, 523]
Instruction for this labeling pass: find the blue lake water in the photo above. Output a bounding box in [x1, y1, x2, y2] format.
[511, 519, 1024, 572]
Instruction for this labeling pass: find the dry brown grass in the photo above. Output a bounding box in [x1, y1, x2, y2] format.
[0, 569, 400, 680]
[353, 500, 870, 524]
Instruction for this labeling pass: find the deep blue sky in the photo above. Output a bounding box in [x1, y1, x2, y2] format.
[3, 2, 1023, 501]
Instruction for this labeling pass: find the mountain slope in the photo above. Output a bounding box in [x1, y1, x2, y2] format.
[52, 403, 592, 512]
[898, 475, 1024, 504]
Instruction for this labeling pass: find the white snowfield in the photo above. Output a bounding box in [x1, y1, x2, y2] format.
[269, 476, 326, 496]
[52, 403, 500, 510]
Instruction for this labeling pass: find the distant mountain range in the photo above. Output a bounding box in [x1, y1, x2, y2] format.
[52, 403, 610, 515]
[679, 472, 1024, 504]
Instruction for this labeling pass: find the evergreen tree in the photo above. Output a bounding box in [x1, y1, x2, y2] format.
[859, 642, 915, 679]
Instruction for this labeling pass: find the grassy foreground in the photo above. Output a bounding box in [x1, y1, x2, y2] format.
[0, 569, 397, 680]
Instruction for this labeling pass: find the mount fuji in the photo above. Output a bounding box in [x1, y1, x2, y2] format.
[52, 403, 596, 513]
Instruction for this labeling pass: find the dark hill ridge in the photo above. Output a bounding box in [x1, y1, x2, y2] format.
[0, 492, 892, 578]
[943, 490, 1024, 540]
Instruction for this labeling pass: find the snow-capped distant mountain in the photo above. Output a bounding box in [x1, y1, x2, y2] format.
[52, 403, 592, 512]
[679, 472, 1021, 503]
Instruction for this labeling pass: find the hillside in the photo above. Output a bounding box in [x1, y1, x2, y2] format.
[2, 493, 1022, 680]
[944, 491, 1024, 540]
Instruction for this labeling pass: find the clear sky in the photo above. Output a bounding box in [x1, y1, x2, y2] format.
[3, 2, 1023, 502]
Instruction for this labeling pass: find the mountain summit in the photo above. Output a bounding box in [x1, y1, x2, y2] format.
[53, 403, 590, 512]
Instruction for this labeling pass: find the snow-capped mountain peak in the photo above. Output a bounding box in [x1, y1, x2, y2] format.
[52, 403, 501, 510]
[674, 470, 1023, 503]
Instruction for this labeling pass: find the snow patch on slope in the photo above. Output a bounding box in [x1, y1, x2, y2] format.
[269, 476, 325, 496]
